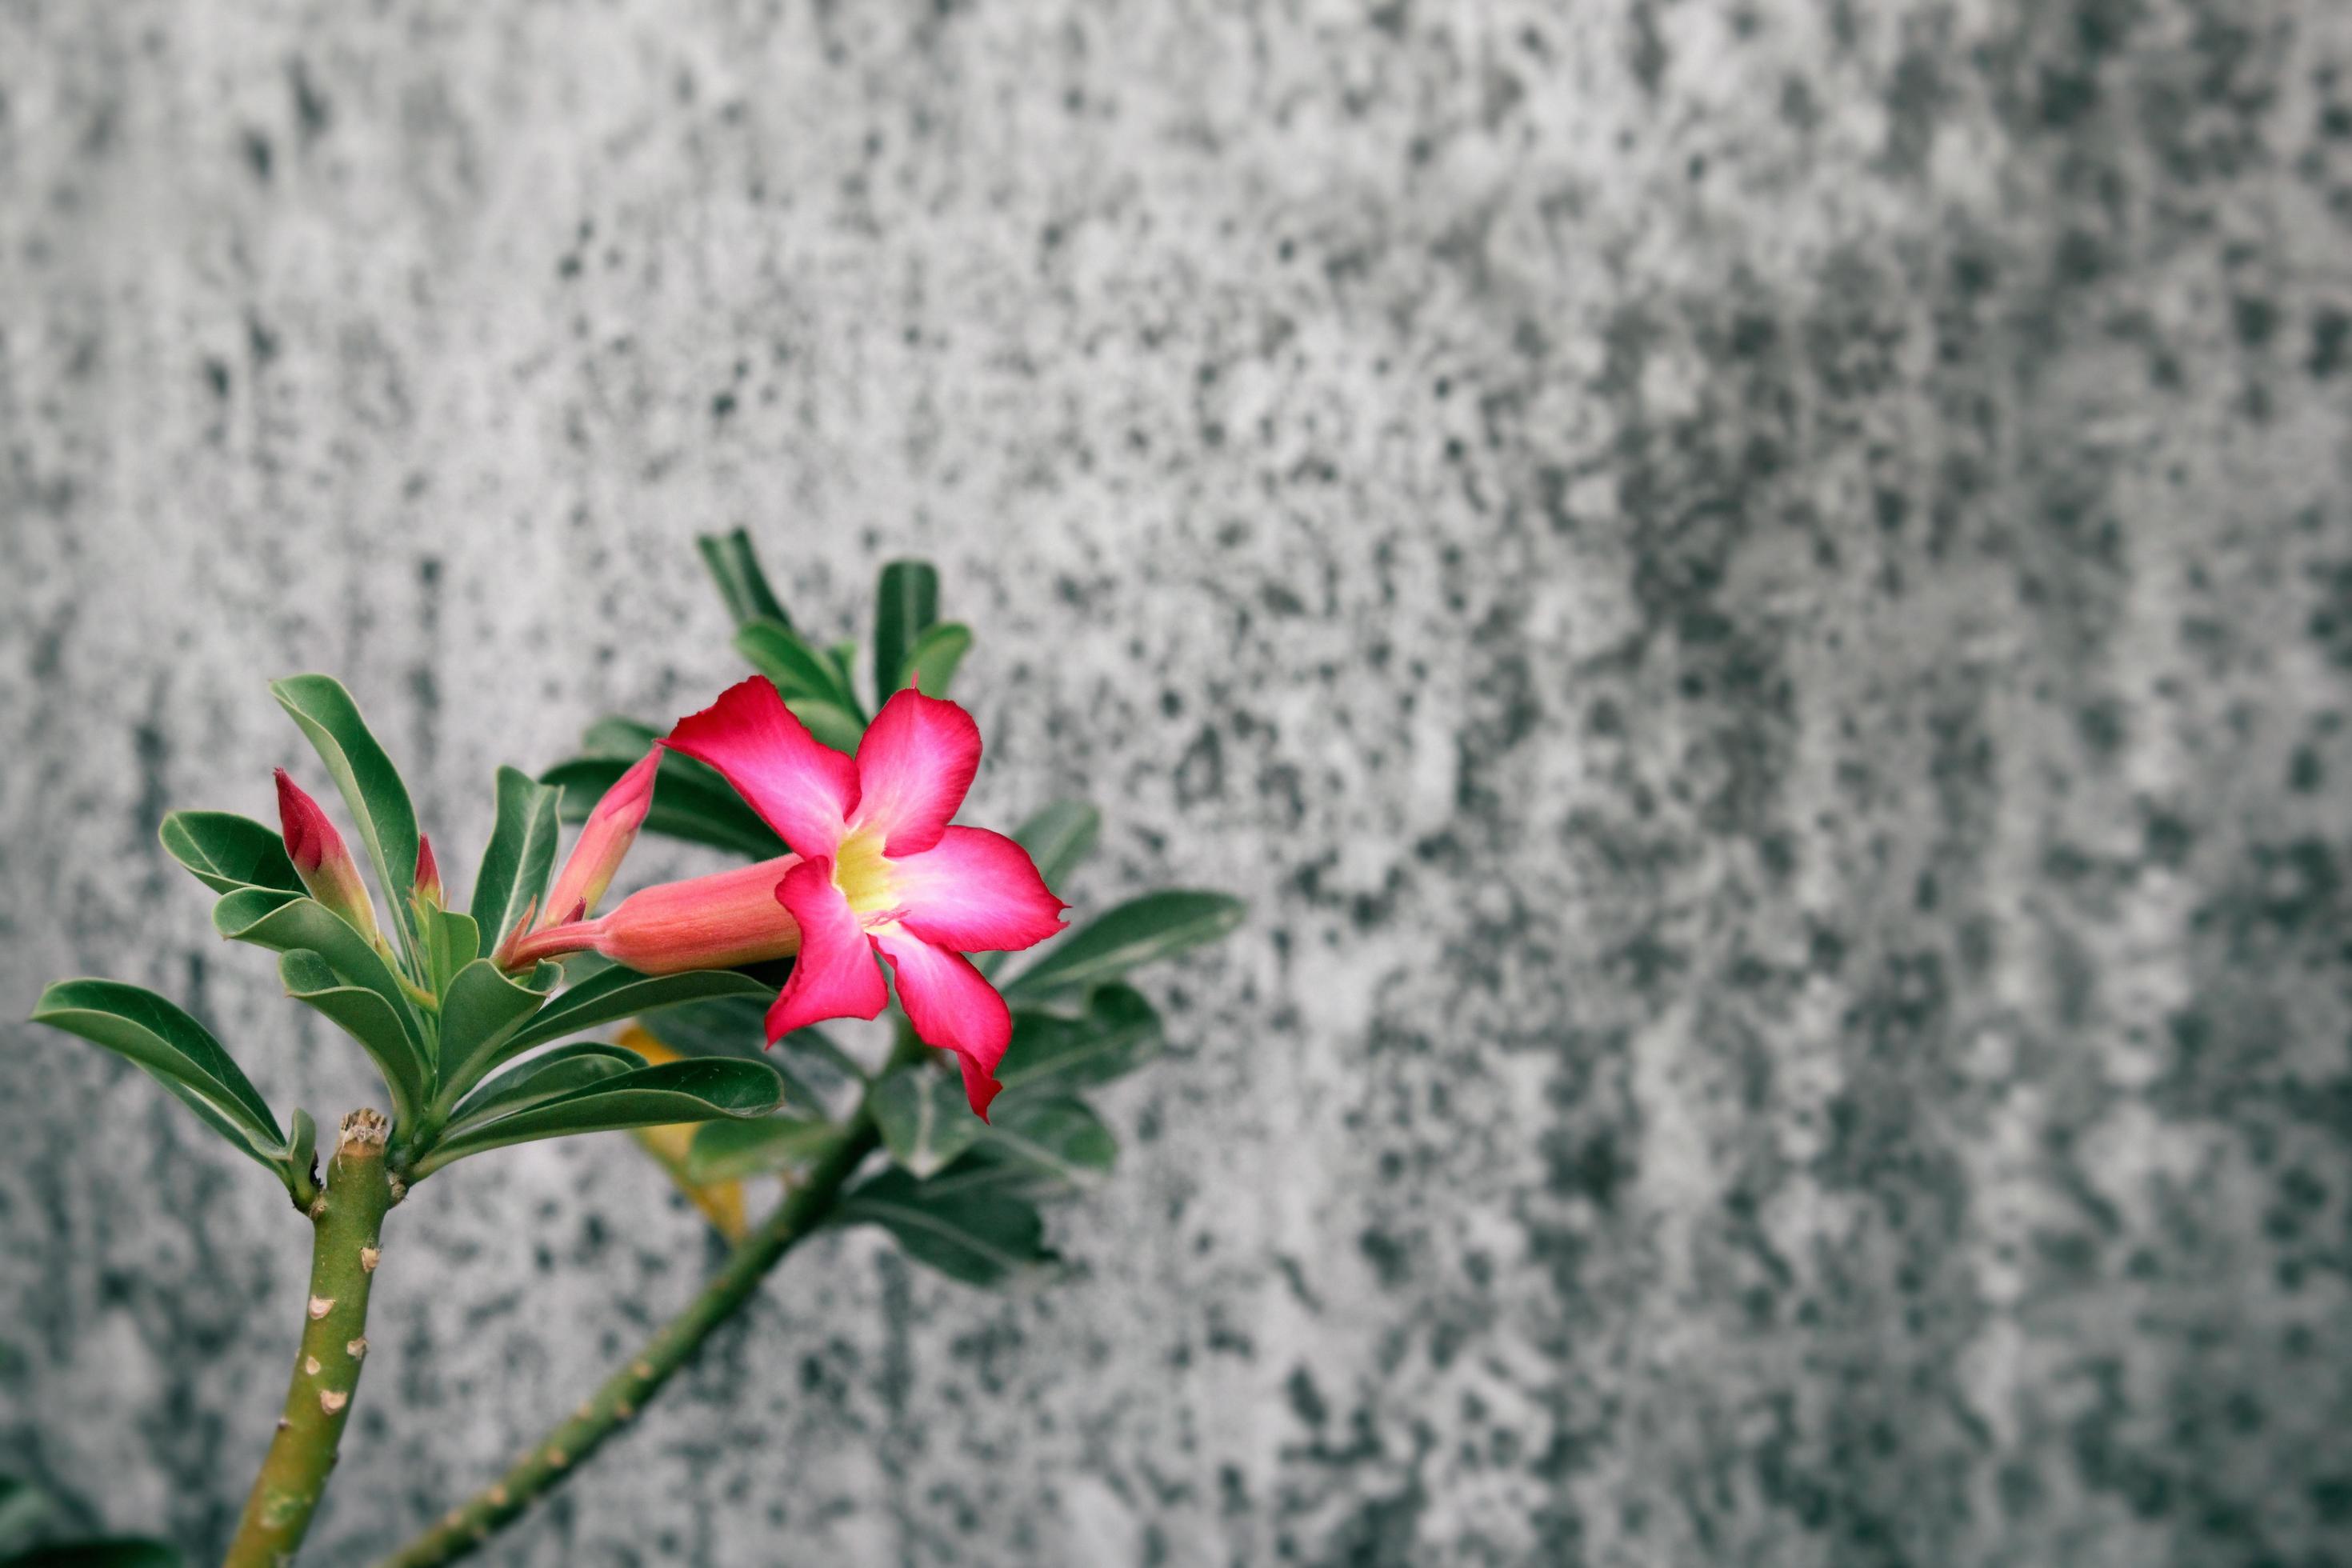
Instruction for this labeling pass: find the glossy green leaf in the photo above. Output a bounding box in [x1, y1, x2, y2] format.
[30, 979, 285, 1174]
[698, 527, 790, 629]
[542, 750, 783, 862]
[158, 811, 301, 896]
[994, 985, 1164, 1097]
[1002, 890, 1245, 1002]
[278, 950, 429, 1130]
[213, 890, 426, 1059]
[638, 997, 867, 1085]
[870, 1065, 981, 1178]
[270, 674, 421, 956]
[873, 559, 938, 710]
[414, 1058, 784, 1175]
[685, 1115, 846, 1184]
[736, 619, 864, 718]
[470, 766, 562, 949]
[494, 966, 774, 1061]
[445, 1041, 649, 1131]
[971, 1094, 1118, 1194]
[416, 904, 482, 995]
[435, 959, 557, 1104]
[975, 801, 1101, 979]
[285, 1108, 318, 1206]
[1014, 801, 1101, 889]
[785, 695, 866, 756]
[579, 716, 660, 758]
[897, 621, 971, 698]
[837, 1168, 1056, 1288]
[5, 1541, 184, 1567]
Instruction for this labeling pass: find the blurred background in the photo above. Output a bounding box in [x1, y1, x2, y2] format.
[6, 2, 2352, 1564]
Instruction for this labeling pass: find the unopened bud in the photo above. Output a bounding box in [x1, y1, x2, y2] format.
[414, 833, 444, 908]
[275, 769, 381, 942]
[538, 748, 660, 938]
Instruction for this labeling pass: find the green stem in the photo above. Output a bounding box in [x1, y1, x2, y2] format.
[225, 1110, 399, 1568]
[373, 1114, 884, 1568]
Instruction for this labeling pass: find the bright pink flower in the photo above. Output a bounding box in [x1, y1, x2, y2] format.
[540, 747, 658, 930]
[275, 768, 381, 942]
[504, 855, 806, 974]
[665, 678, 1065, 1118]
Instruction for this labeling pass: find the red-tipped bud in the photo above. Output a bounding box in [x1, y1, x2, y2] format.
[274, 768, 380, 942]
[502, 856, 803, 974]
[413, 833, 444, 908]
[538, 749, 659, 932]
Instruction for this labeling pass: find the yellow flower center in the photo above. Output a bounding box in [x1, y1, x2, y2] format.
[832, 828, 898, 922]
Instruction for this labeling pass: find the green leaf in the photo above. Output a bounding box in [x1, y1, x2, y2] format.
[975, 801, 1101, 979]
[698, 527, 790, 629]
[873, 559, 938, 710]
[414, 1058, 783, 1175]
[434, 958, 557, 1105]
[158, 811, 301, 896]
[0, 1477, 47, 1550]
[785, 696, 866, 756]
[735, 619, 864, 718]
[444, 1041, 649, 1130]
[470, 766, 562, 948]
[837, 1168, 1055, 1287]
[285, 1108, 318, 1204]
[492, 966, 775, 1062]
[970, 1094, 1118, 1194]
[30, 980, 286, 1177]
[542, 750, 784, 862]
[870, 1065, 981, 1179]
[638, 997, 866, 1086]
[578, 716, 660, 757]
[270, 674, 422, 957]
[213, 890, 427, 1063]
[416, 904, 481, 995]
[278, 950, 429, 1130]
[1014, 801, 1101, 889]
[684, 1116, 846, 1184]
[897, 621, 971, 698]
[5, 1542, 184, 1567]
[1002, 890, 1246, 1002]
[994, 985, 1165, 1098]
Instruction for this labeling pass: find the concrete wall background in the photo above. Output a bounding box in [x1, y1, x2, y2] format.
[6, 1, 2351, 1563]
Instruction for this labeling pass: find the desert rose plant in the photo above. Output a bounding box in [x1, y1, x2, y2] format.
[23, 535, 1240, 1568]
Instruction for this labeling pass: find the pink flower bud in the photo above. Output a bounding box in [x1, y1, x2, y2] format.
[274, 769, 381, 942]
[538, 749, 659, 930]
[502, 856, 803, 974]
[414, 833, 444, 908]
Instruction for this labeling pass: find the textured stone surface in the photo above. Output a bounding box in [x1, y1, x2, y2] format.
[6, 1, 2352, 1563]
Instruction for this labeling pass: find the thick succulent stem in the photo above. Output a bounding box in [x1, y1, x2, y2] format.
[225, 1110, 398, 1568]
[373, 1115, 882, 1568]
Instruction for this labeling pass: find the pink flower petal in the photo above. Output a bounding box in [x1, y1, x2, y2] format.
[870, 924, 1010, 1118]
[890, 826, 1066, 953]
[666, 677, 858, 858]
[766, 856, 887, 1040]
[852, 689, 981, 857]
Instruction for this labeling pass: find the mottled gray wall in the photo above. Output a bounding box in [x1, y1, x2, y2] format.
[5, 1, 2351, 1564]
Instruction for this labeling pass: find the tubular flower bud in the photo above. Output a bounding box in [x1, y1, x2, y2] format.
[502, 856, 805, 974]
[413, 833, 444, 909]
[538, 748, 659, 931]
[275, 769, 381, 942]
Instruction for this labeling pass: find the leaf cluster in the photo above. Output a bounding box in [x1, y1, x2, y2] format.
[33, 678, 785, 1200]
